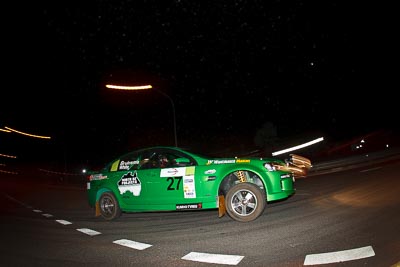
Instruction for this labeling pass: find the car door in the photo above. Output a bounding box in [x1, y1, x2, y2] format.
[116, 149, 183, 209]
[137, 150, 201, 208]
[117, 149, 202, 210]
[109, 151, 150, 208]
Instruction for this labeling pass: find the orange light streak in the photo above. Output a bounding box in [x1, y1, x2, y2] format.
[0, 153, 17, 159]
[0, 128, 11, 133]
[5, 127, 51, 139]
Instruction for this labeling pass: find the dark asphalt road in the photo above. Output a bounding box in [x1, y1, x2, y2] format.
[1, 153, 399, 266]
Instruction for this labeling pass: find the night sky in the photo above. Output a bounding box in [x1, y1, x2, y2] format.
[1, 1, 397, 165]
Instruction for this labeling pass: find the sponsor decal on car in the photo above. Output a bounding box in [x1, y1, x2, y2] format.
[118, 171, 141, 196]
[236, 159, 250, 163]
[206, 159, 236, 165]
[206, 176, 216, 181]
[176, 203, 203, 210]
[109, 160, 139, 172]
[183, 167, 196, 198]
[160, 167, 186, 177]
[89, 174, 108, 180]
[161, 167, 197, 198]
[119, 160, 138, 170]
[205, 169, 216, 174]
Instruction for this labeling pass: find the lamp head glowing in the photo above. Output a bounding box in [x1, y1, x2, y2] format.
[106, 84, 153, 90]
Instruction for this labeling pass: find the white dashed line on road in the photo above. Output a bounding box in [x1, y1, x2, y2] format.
[55, 219, 72, 225]
[182, 252, 244, 265]
[304, 245, 375, 265]
[113, 239, 152, 250]
[3, 193, 382, 266]
[76, 228, 101, 236]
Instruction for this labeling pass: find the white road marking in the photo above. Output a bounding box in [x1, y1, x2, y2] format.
[113, 239, 152, 250]
[182, 252, 244, 265]
[76, 228, 101, 236]
[3, 194, 381, 266]
[304, 245, 375, 265]
[42, 213, 53, 218]
[55, 220, 72, 225]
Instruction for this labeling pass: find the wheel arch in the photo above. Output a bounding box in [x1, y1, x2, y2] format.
[95, 187, 114, 202]
[218, 169, 267, 197]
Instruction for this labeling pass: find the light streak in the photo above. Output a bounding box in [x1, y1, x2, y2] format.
[105, 84, 152, 90]
[0, 128, 11, 133]
[5, 126, 51, 139]
[0, 153, 17, 159]
[272, 137, 324, 156]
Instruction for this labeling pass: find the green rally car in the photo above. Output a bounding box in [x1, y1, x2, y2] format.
[87, 146, 309, 222]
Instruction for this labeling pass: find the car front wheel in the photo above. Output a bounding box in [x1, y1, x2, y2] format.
[99, 192, 121, 220]
[225, 182, 265, 222]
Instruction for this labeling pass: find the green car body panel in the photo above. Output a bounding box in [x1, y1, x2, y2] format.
[86, 146, 296, 220]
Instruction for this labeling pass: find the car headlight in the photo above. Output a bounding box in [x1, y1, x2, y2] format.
[264, 163, 276, 171]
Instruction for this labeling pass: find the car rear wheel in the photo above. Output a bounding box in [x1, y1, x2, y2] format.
[225, 182, 265, 222]
[99, 192, 121, 220]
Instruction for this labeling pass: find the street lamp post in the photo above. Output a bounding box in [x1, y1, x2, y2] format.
[105, 84, 178, 147]
[153, 88, 178, 147]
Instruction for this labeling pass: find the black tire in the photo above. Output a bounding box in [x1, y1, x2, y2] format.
[99, 192, 121, 220]
[225, 182, 266, 222]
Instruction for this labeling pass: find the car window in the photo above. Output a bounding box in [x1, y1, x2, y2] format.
[112, 152, 140, 171]
[163, 151, 195, 167]
[138, 150, 194, 170]
[139, 151, 158, 170]
[108, 153, 139, 172]
[110, 149, 196, 171]
[140, 152, 172, 169]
